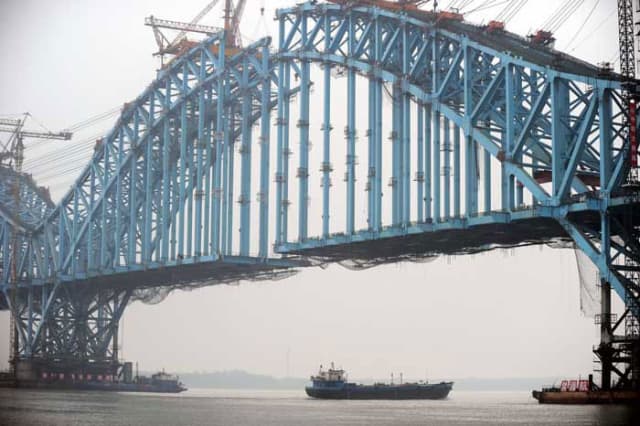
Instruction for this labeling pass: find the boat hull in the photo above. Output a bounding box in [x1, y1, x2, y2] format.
[306, 382, 453, 400]
[532, 390, 640, 404]
[12, 380, 186, 393]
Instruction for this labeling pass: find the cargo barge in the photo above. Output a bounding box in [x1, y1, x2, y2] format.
[5, 361, 186, 393]
[29, 370, 187, 393]
[305, 364, 452, 400]
[532, 377, 640, 405]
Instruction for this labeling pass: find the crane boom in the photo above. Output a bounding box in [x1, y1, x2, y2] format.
[144, 17, 221, 36]
[168, 0, 222, 47]
[0, 115, 72, 167]
[0, 118, 22, 127]
[146, 0, 222, 63]
[231, 0, 248, 48]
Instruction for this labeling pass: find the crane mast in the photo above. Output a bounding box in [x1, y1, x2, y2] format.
[617, 0, 638, 179]
[230, 0, 248, 48]
[610, 0, 640, 394]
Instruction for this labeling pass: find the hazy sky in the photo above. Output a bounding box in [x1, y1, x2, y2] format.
[0, 0, 622, 381]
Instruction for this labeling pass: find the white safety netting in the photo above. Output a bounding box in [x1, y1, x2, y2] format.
[574, 245, 600, 318]
[129, 269, 299, 306]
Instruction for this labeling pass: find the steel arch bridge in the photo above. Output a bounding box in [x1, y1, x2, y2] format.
[1, 1, 639, 388]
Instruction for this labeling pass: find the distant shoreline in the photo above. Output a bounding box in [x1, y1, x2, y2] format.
[175, 370, 561, 391]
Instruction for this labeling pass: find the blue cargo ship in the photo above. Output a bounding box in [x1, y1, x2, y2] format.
[305, 364, 453, 400]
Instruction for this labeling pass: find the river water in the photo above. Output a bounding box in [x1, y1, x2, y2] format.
[0, 388, 638, 426]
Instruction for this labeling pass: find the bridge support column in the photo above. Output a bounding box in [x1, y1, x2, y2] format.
[212, 49, 226, 254]
[259, 45, 272, 258]
[560, 208, 640, 391]
[367, 78, 376, 230]
[321, 66, 332, 238]
[402, 86, 411, 227]
[195, 51, 207, 258]
[443, 118, 451, 219]
[392, 83, 402, 226]
[425, 104, 432, 221]
[433, 108, 441, 222]
[483, 148, 491, 213]
[453, 125, 461, 218]
[465, 135, 478, 216]
[503, 63, 515, 211]
[416, 103, 425, 223]
[346, 66, 356, 234]
[598, 280, 613, 390]
[276, 56, 291, 245]
[9, 284, 131, 384]
[222, 101, 235, 255]
[298, 57, 311, 242]
[239, 59, 253, 256]
[551, 78, 570, 203]
[161, 80, 172, 262]
[367, 75, 383, 231]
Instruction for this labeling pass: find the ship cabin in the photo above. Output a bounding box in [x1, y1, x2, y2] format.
[151, 370, 183, 388]
[310, 363, 346, 388]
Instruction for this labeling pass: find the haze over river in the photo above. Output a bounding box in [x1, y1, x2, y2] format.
[0, 388, 638, 426]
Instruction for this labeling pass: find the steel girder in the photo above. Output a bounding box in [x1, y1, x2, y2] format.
[272, 1, 639, 388]
[272, 2, 638, 316]
[10, 285, 130, 367]
[0, 1, 638, 376]
[0, 167, 53, 310]
[1, 33, 286, 290]
[0, 33, 295, 361]
[43, 34, 277, 282]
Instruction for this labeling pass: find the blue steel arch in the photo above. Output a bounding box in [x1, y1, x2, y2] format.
[0, 1, 637, 384]
[0, 166, 54, 309]
[0, 32, 299, 362]
[271, 2, 638, 318]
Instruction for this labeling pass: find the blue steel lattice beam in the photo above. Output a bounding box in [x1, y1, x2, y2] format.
[273, 2, 637, 319]
[1, 0, 638, 381]
[0, 33, 300, 363]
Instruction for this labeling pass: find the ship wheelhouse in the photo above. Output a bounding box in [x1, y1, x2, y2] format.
[310, 363, 346, 389]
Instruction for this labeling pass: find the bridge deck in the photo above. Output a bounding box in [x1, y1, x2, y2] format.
[1, 256, 304, 306]
[276, 200, 640, 265]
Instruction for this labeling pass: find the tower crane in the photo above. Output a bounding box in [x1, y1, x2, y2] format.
[0, 113, 72, 374]
[0, 114, 72, 169]
[145, 0, 223, 65]
[146, 0, 248, 65]
[617, 0, 638, 179]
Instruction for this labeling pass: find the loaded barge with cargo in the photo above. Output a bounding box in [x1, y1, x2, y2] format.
[532, 376, 640, 404]
[305, 364, 452, 400]
[4, 360, 186, 393]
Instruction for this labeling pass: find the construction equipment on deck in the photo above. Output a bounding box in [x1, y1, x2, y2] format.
[146, 0, 248, 65]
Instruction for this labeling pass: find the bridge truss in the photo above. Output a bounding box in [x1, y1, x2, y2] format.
[1, 1, 638, 389]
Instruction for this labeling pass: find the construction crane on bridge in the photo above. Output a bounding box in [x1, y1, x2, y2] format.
[617, 0, 639, 179]
[0, 115, 72, 169]
[145, 0, 249, 65]
[0, 114, 72, 375]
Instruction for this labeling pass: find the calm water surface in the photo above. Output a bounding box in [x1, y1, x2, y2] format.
[0, 388, 638, 426]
